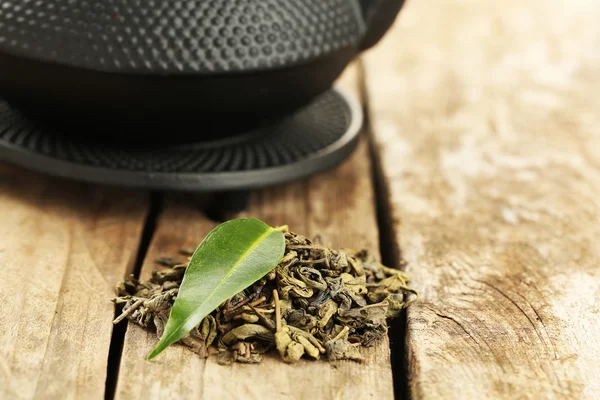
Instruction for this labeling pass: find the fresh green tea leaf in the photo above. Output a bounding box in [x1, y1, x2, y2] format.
[147, 218, 285, 360]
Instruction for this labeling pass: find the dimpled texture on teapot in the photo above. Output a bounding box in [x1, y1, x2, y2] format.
[0, 0, 365, 74]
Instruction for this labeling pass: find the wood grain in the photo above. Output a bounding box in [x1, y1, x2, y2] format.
[0, 165, 148, 399]
[362, 0, 600, 398]
[115, 65, 396, 400]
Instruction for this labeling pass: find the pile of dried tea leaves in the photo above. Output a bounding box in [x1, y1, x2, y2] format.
[113, 227, 417, 364]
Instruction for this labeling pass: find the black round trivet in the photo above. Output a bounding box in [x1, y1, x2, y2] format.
[0, 88, 362, 191]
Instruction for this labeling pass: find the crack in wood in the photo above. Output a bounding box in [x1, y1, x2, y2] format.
[104, 192, 162, 400]
[475, 278, 555, 356]
[359, 59, 410, 400]
[475, 277, 568, 391]
[428, 309, 480, 346]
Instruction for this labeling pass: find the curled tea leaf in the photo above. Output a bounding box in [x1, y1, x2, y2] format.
[284, 308, 318, 332]
[317, 299, 338, 329]
[336, 302, 388, 327]
[295, 266, 327, 291]
[324, 326, 364, 362]
[275, 324, 325, 362]
[222, 324, 275, 346]
[275, 327, 306, 363]
[181, 315, 218, 357]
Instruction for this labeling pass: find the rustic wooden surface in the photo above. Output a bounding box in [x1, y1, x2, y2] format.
[363, 0, 600, 398]
[114, 65, 396, 400]
[0, 166, 148, 399]
[4, 0, 600, 398]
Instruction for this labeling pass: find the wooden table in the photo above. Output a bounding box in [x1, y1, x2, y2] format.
[2, 0, 600, 398]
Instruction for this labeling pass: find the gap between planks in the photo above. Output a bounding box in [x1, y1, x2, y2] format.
[105, 192, 163, 400]
[358, 59, 411, 400]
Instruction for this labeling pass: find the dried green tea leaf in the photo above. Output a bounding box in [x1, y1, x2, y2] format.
[275, 327, 306, 363]
[147, 218, 285, 360]
[231, 342, 263, 363]
[287, 325, 326, 354]
[324, 326, 364, 362]
[317, 299, 338, 328]
[180, 315, 218, 358]
[221, 324, 274, 345]
[152, 264, 186, 284]
[337, 302, 388, 327]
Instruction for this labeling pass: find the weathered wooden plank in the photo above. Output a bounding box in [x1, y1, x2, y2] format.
[0, 165, 148, 399]
[363, 0, 600, 398]
[115, 65, 396, 400]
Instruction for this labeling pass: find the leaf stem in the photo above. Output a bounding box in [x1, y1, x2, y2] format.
[249, 296, 267, 307]
[299, 258, 328, 265]
[332, 326, 350, 342]
[249, 305, 275, 330]
[286, 245, 327, 250]
[113, 299, 144, 325]
[273, 289, 281, 332]
[224, 298, 251, 315]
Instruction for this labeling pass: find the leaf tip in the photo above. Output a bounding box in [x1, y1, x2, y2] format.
[147, 344, 164, 361]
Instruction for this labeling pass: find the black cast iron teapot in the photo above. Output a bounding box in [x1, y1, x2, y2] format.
[0, 0, 404, 128]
